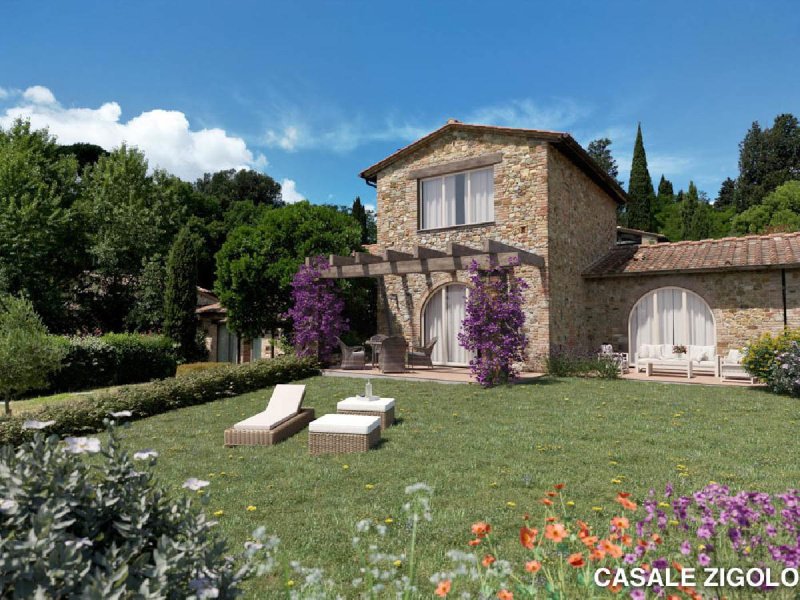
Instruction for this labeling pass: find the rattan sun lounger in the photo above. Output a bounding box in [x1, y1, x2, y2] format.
[224, 384, 314, 446]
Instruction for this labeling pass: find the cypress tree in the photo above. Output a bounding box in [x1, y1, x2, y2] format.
[626, 123, 656, 231]
[163, 226, 202, 360]
[657, 175, 674, 200]
[351, 196, 369, 244]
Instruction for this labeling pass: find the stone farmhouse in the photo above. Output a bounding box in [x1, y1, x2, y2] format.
[319, 120, 800, 370]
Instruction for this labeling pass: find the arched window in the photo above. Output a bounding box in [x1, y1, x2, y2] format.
[422, 283, 473, 366]
[628, 287, 715, 360]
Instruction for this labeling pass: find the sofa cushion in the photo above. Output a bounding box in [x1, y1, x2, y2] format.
[689, 345, 715, 362]
[726, 349, 743, 364]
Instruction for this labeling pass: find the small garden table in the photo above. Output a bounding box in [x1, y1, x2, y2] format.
[337, 396, 395, 430]
[308, 414, 381, 455]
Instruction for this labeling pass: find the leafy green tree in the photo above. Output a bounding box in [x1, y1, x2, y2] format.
[625, 124, 656, 231]
[215, 201, 361, 340]
[76, 146, 186, 330]
[0, 294, 66, 414]
[680, 182, 713, 240]
[56, 142, 108, 172]
[657, 175, 674, 200]
[732, 180, 800, 234]
[195, 168, 282, 211]
[586, 138, 622, 185]
[126, 255, 167, 332]
[0, 119, 83, 330]
[734, 114, 800, 210]
[164, 227, 203, 360]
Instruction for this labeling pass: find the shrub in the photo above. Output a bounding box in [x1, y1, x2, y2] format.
[742, 328, 800, 381]
[176, 362, 229, 377]
[767, 340, 800, 395]
[101, 333, 177, 384]
[0, 355, 319, 446]
[48, 336, 118, 392]
[0, 423, 274, 597]
[545, 347, 620, 379]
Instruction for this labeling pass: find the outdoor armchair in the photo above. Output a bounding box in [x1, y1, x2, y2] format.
[337, 337, 366, 370]
[408, 337, 437, 369]
[379, 335, 407, 373]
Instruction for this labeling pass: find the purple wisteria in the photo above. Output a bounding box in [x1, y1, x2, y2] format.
[458, 258, 529, 387]
[284, 256, 348, 363]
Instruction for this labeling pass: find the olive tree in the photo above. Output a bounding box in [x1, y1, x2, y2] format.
[0, 295, 66, 414]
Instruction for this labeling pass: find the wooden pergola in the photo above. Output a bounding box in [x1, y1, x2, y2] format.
[312, 239, 544, 279]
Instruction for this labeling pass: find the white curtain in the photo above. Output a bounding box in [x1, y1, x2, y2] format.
[468, 169, 493, 223]
[422, 179, 442, 229]
[629, 288, 715, 358]
[446, 285, 469, 365]
[424, 291, 444, 364]
[444, 176, 457, 227]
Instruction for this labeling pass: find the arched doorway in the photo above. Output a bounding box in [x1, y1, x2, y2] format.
[628, 287, 715, 361]
[422, 283, 472, 366]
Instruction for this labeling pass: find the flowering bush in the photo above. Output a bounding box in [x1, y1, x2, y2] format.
[768, 340, 800, 396]
[742, 328, 800, 382]
[284, 255, 348, 363]
[459, 259, 528, 387]
[0, 420, 274, 598]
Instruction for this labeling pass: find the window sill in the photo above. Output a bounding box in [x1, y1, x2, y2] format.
[418, 221, 496, 234]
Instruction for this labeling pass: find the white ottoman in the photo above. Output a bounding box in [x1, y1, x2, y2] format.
[308, 414, 381, 455]
[337, 397, 395, 430]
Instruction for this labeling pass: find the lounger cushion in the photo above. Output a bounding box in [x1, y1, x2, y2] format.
[309, 414, 380, 435]
[233, 384, 305, 431]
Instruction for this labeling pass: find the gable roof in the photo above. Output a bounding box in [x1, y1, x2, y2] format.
[359, 121, 628, 205]
[583, 232, 800, 278]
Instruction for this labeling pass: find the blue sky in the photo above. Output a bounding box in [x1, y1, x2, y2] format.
[1, 0, 798, 210]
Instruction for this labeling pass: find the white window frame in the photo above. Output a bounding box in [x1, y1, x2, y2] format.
[419, 166, 494, 230]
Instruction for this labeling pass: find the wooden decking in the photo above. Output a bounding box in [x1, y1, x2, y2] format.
[322, 366, 544, 385]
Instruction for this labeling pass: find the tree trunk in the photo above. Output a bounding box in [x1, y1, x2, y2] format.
[3, 395, 11, 416]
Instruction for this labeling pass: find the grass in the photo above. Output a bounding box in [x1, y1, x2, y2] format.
[108, 375, 795, 597]
[13, 386, 120, 414]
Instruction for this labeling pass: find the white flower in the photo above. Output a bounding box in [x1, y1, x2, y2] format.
[188, 578, 219, 599]
[64, 437, 101, 454]
[0, 499, 18, 513]
[182, 477, 210, 491]
[244, 541, 263, 552]
[133, 449, 159, 460]
[22, 419, 55, 430]
[109, 410, 133, 418]
[404, 482, 433, 495]
[65, 537, 92, 549]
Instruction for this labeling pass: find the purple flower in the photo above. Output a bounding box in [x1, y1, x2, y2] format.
[665, 483, 674, 497]
[630, 589, 645, 600]
[652, 557, 668, 570]
[698, 553, 711, 567]
[680, 540, 691, 555]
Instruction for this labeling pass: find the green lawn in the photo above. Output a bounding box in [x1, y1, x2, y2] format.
[13, 386, 118, 414]
[110, 375, 797, 597]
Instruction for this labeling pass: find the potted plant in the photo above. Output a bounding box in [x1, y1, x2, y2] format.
[673, 344, 688, 358]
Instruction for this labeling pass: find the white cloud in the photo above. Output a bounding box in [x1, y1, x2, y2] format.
[0, 85, 267, 180]
[22, 85, 56, 105]
[466, 98, 590, 131]
[280, 178, 305, 203]
[0, 87, 9, 100]
[364, 203, 376, 213]
[264, 119, 428, 154]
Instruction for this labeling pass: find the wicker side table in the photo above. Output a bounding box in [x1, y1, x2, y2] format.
[308, 414, 381, 455]
[337, 397, 395, 430]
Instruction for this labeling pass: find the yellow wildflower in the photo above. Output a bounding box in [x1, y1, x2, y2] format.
[213, 510, 224, 516]
[506, 501, 516, 508]
[246, 505, 257, 512]
[365, 484, 375, 490]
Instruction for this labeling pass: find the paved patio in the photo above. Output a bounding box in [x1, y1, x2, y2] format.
[322, 366, 544, 385]
[621, 368, 763, 387]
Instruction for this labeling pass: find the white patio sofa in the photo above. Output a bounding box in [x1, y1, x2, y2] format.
[719, 349, 756, 383]
[635, 344, 719, 377]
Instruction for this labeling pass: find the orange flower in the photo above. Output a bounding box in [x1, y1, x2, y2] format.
[519, 526, 538, 550]
[620, 534, 633, 546]
[610, 584, 623, 593]
[546, 491, 557, 497]
[482, 554, 496, 568]
[672, 561, 684, 573]
[615, 492, 638, 511]
[471, 522, 491, 538]
[580, 534, 599, 548]
[544, 523, 568, 542]
[611, 516, 630, 530]
[524, 560, 542, 573]
[567, 552, 585, 568]
[589, 548, 606, 561]
[545, 516, 556, 523]
[599, 539, 623, 559]
[468, 538, 481, 547]
[435, 580, 451, 597]
[540, 498, 553, 506]
[651, 533, 663, 545]
[554, 483, 566, 490]
[497, 590, 513, 600]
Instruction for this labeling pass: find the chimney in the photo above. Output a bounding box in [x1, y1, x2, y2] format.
[446, 118, 461, 124]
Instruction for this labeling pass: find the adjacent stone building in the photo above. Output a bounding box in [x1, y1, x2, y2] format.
[332, 120, 800, 369]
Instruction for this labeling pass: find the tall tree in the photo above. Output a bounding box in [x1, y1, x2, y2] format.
[732, 180, 800, 234]
[194, 168, 282, 211]
[163, 226, 202, 360]
[0, 119, 82, 330]
[351, 196, 370, 244]
[586, 138, 622, 185]
[657, 175, 674, 199]
[626, 124, 656, 231]
[734, 114, 800, 210]
[714, 177, 737, 209]
[680, 181, 713, 240]
[56, 142, 109, 172]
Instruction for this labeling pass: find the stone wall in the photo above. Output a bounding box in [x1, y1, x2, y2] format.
[546, 146, 619, 351]
[373, 129, 552, 365]
[583, 269, 800, 354]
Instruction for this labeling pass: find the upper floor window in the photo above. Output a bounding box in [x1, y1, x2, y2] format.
[420, 167, 494, 230]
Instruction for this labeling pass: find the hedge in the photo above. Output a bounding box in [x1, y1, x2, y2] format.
[176, 362, 229, 377]
[742, 328, 800, 381]
[1, 355, 320, 446]
[47, 334, 177, 392]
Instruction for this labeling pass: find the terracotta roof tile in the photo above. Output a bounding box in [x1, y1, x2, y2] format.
[583, 232, 800, 277]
